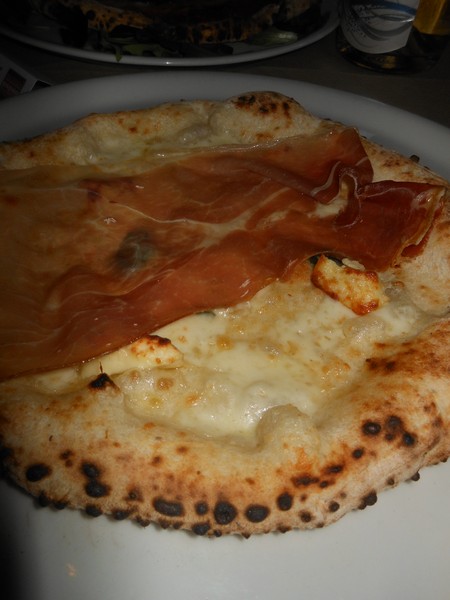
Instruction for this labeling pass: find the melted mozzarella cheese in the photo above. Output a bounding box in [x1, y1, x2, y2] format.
[21, 265, 429, 441]
[119, 268, 427, 439]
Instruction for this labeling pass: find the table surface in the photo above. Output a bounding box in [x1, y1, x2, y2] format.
[1, 23, 450, 128]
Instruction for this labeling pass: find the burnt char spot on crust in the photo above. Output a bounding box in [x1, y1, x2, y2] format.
[234, 93, 295, 120]
[352, 448, 365, 459]
[88, 373, 116, 389]
[386, 415, 402, 430]
[328, 501, 340, 513]
[85, 504, 103, 517]
[112, 509, 132, 520]
[153, 497, 184, 517]
[195, 501, 209, 516]
[362, 421, 382, 436]
[213, 501, 237, 525]
[127, 488, 143, 502]
[381, 416, 417, 446]
[26, 463, 51, 482]
[82, 462, 102, 479]
[245, 504, 270, 523]
[366, 357, 397, 373]
[384, 415, 403, 440]
[0, 446, 12, 460]
[300, 511, 313, 523]
[277, 525, 292, 534]
[85, 480, 110, 498]
[158, 518, 171, 529]
[282, 100, 292, 118]
[359, 491, 378, 510]
[0, 447, 12, 476]
[292, 474, 320, 487]
[258, 102, 278, 115]
[148, 334, 172, 347]
[81, 462, 110, 498]
[277, 492, 293, 511]
[403, 432, 417, 446]
[235, 94, 257, 107]
[326, 464, 344, 474]
[59, 450, 74, 467]
[192, 522, 211, 536]
[37, 492, 51, 507]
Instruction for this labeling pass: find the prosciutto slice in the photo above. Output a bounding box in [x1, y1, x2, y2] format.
[0, 127, 441, 379]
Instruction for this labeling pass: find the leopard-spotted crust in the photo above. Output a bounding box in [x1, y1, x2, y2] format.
[0, 320, 449, 536]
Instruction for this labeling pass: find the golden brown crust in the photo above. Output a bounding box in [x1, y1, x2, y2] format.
[1, 320, 448, 535]
[0, 91, 449, 536]
[0, 92, 324, 169]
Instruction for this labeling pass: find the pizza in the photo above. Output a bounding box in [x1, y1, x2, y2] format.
[0, 91, 449, 537]
[2, 0, 322, 56]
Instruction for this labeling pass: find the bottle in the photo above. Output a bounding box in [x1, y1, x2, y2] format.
[337, 0, 450, 73]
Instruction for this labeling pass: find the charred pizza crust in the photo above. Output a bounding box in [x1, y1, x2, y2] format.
[2, 320, 449, 535]
[0, 92, 449, 536]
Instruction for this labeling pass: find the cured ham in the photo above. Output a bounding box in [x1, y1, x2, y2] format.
[0, 127, 442, 379]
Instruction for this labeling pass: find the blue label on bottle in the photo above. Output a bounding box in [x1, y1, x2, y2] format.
[340, 1, 420, 53]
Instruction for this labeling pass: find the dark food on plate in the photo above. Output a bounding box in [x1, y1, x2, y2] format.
[0, 92, 449, 536]
[0, 0, 325, 58]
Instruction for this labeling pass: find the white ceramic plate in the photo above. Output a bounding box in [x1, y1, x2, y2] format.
[0, 0, 338, 67]
[0, 72, 449, 600]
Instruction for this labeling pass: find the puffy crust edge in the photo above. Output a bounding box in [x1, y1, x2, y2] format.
[0, 92, 324, 169]
[1, 319, 449, 536]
